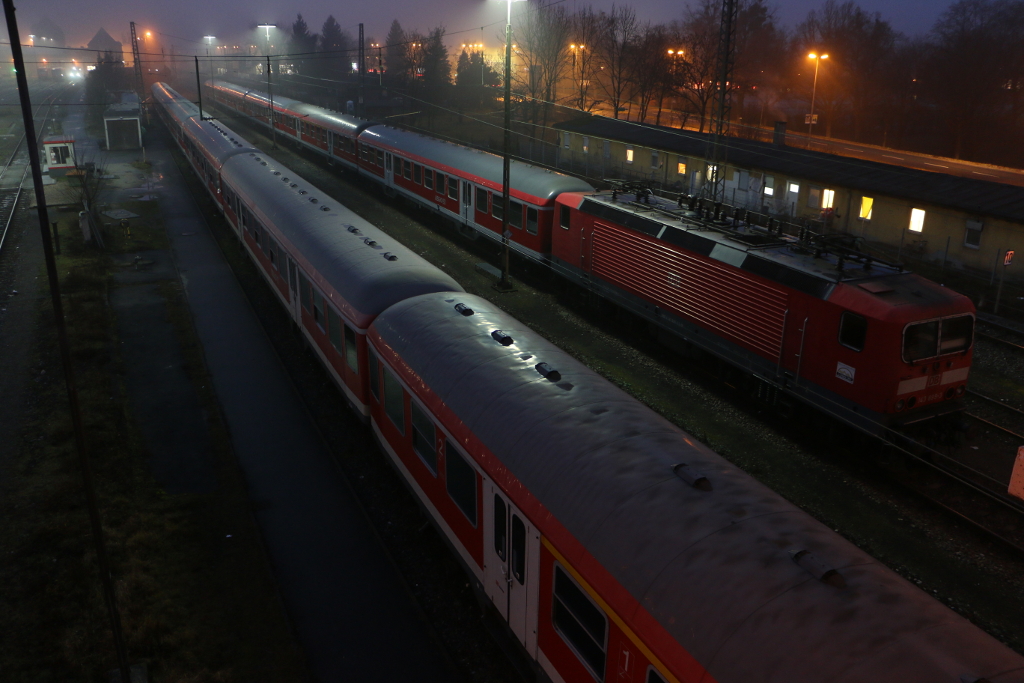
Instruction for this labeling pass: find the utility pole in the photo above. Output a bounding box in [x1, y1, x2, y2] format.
[129, 22, 144, 103]
[4, 3, 132, 681]
[703, 0, 738, 203]
[194, 56, 204, 120]
[267, 56, 276, 149]
[358, 24, 365, 116]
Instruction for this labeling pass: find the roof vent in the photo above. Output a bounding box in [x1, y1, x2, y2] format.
[791, 549, 846, 588]
[261, 161, 268, 166]
[672, 463, 712, 491]
[364, 238, 377, 246]
[535, 363, 561, 381]
[273, 171, 281, 176]
[491, 330, 514, 346]
[282, 177, 289, 182]
[320, 206, 331, 212]
[382, 252, 398, 261]
[299, 190, 307, 195]
[290, 183, 298, 188]
[346, 225, 362, 235]
[454, 303, 474, 316]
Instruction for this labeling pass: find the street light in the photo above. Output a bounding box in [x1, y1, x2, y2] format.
[204, 35, 216, 82]
[257, 23, 276, 57]
[807, 52, 828, 138]
[496, 0, 526, 291]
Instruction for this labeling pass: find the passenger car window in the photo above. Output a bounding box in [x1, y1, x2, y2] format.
[476, 187, 488, 212]
[511, 515, 526, 584]
[445, 440, 477, 525]
[527, 207, 538, 235]
[553, 565, 607, 678]
[343, 324, 359, 372]
[368, 353, 380, 400]
[448, 178, 459, 201]
[839, 312, 867, 351]
[509, 200, 523, 228]
[411, 402, 437, 473]
[382, 366, 405, 433]
[560, 205, 570, 229]
[493, 495, 507, 560]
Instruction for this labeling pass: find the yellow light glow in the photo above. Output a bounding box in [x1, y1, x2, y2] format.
[808, 52, 816, 59]
[909, 208, 925, 232]
[859, 196, 873, 220]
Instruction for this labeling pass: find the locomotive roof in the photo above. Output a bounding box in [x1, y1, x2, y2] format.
[371, 291, 1023, 683]
[209, 80, 372, 136]
[362, 126, 595, 202]
[576, 191, 921, 300]
[153, 83, 257, 166]
[220, 152, 463, 327]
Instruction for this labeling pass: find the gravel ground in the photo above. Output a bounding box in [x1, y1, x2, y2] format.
[202, 108, 1024, 656]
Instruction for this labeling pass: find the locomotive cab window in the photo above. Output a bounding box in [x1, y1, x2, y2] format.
[839, 312, 867, 351]
[445, 440, 477, 525]
[527, 207, 539, 235]
[411, 402, 437, 474]
[903, 315, 973, 363]
[382, 366, 406, 434]
[552, 565, 607, 679]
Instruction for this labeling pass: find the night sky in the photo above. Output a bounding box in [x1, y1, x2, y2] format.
[13, 0, 952, 58]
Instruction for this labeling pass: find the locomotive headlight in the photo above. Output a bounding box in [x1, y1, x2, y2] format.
[894, 399, 905, 412]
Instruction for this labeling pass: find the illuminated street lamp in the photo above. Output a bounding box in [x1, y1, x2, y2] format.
[807, 52, 828, 137]
[204, 35, 216, 81]
[257, 23, 276, 57]
[495, 0, 526, 291]
[463, 42, 485, 85]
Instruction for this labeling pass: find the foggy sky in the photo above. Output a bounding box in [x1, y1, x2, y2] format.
[11, 0, 951, 59]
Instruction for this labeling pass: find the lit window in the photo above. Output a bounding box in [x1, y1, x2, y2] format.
[859, 196, 873, 220]
[707, 164, 718, 183]
[909, 208, 925, 233]
[788, 182, 800, 194]
[822, 189, 835, 209]
[763, 176, 774, 196]
[582, 136, 589, 154]
[650, 150, 659, 168]
[625, 147, 634, 163]
[677, 161, 687, 175]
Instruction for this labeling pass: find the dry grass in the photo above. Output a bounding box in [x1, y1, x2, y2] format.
[0, 214, 306, 682]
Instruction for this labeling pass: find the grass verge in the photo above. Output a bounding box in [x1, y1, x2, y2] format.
[0, 193, 307, 682]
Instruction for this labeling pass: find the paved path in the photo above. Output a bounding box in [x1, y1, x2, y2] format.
[138, 123, 454, 681]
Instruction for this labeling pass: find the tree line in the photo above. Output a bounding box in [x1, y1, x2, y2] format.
[278, 0, 1024, 167]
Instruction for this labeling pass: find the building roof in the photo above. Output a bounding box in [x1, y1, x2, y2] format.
[555, 116, 1024, 224]
[87, 28, 122, 54]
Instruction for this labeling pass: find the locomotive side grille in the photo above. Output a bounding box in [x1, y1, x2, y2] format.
[592, 224, 788, 358]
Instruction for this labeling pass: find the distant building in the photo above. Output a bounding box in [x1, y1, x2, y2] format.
[29, 18, 65, 48]
[87, 28, 123, 63]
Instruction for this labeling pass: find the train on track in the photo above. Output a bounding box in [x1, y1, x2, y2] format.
[154, 81, 1023, 683]
[205, 79, 976, 438]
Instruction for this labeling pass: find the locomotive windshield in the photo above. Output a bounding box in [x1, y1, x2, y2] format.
[902, 315, 973, 362]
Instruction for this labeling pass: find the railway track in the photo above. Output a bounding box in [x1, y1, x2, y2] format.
[0, 85, 65, 256]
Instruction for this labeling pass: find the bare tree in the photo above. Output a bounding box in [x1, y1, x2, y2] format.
[796, 0, 899, 139]
[513, 1, 572, 130]
[672, 0, 719, 132]
[595, 5, 641, 119]
[732, 0, 787, 130]
[567, 6, 603, 111]
[631, 24, 668, 123]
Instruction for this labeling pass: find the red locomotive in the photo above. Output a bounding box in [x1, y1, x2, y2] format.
[203, 79, 975, 437]
[153, 82, 1021, 683]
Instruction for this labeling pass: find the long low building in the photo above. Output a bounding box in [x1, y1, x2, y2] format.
[552, 115, 1024, 279]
